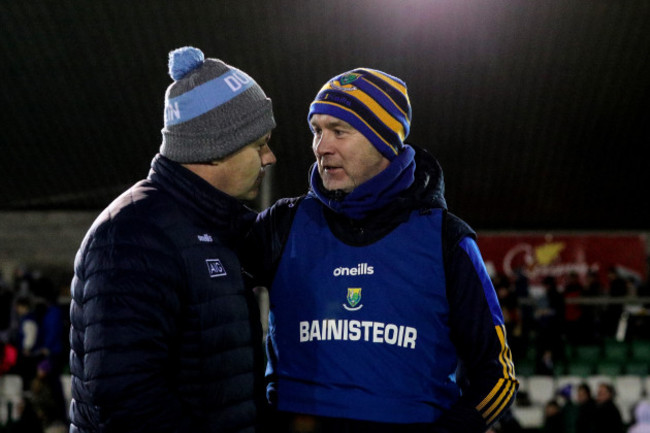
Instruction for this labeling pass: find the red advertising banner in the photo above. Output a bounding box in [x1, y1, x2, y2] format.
[477, 233, 648, 288]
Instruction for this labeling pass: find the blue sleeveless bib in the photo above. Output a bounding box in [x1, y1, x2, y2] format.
[268, 197, 460, 423]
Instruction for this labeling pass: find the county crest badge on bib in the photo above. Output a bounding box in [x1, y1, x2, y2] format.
[344, 287, 363, 311]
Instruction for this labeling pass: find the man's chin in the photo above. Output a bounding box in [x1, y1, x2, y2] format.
[321, 174, 346, 191]
[322, 182, 353, 194]
[239, 187, 261, 202]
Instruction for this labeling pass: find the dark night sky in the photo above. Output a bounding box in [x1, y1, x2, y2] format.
[1, 0, 649, 230]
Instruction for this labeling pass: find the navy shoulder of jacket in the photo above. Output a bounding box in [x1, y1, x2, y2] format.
[243, 196, 304, 287]
[442, 211, 477, 276]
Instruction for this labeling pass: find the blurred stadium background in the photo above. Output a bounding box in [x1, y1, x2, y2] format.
[1, 1, 649, 431]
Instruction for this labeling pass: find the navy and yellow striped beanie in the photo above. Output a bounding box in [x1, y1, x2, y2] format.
[308, 68, 412, 160]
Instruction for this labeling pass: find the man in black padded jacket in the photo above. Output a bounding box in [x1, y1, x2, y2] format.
[69, 46, 276, 433]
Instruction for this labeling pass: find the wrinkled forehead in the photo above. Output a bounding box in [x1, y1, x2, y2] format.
[309, 113, 355, 130]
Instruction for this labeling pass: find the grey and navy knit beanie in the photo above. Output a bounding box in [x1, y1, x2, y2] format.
[308, 68, 411, 161]
[160, 46, 275, 163]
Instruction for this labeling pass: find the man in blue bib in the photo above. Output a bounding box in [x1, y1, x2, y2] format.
[245, 68, 518, 433]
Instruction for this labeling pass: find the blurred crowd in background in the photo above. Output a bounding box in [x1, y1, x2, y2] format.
[1, 267, 69, 433]
[1, 263, 649, 433]
[496, 266, 650, 376]
[491, 265, 650, 433]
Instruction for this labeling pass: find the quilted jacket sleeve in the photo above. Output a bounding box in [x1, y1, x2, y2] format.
[241, 196, 302, 288]
[69, 216, 191, 433]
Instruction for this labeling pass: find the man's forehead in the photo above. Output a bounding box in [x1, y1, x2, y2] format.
[310, 114, 354, 129]
[252, 132, 272, 143]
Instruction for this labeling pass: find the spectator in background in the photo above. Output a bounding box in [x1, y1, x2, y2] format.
[585, 271, 603, 297]
[30, 359, 67, 432]
[575, 382, 596, 433]
[580, 271, 603, 344]
[542, 399, 566, 433]
[603, 266, 628, 337]
[555, 384, 577, 433]
[32, 278, 64, 370]
[32, 278, 67, 424]
[628, 400, 650, 433]
[12, 294, 40, 390]
[637, 278, 650, 300]
[564, 271, 584, 344]
[593, 382, 624, 433]
[0, 272, 14, 342]
[534, 275, 566, 372]
[630, 278, 650, 338]
[496, 274, 524, 361]
[514, 268, 534, 357]
[535, 349, 557, 376]
[607, 268, 629, 297]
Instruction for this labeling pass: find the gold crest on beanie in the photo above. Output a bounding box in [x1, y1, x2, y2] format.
[308, 68, 411, 161]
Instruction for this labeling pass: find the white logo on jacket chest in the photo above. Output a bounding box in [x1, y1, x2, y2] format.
[197, 233, 213, 242]
[333, 263, 374, 277]
[206, 259, 227, 277]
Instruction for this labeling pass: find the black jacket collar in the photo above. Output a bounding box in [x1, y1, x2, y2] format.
[147, 154, 256, 241]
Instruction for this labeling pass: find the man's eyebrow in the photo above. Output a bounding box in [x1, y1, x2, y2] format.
[311, 119, 354, 129]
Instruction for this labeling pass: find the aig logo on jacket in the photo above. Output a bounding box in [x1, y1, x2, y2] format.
[206, 259, 227, 278]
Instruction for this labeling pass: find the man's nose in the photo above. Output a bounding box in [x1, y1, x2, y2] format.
[262, 145, 277, 167]
[314, 132, 333, 155]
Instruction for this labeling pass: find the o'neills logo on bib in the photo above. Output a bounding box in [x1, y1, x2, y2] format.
[333, 263, 374, 277]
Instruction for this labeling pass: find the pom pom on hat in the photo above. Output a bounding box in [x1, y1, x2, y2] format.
[168, 46, 205, 81]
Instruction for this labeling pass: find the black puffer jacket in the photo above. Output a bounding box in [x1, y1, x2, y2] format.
[69, 154, 266, 433]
